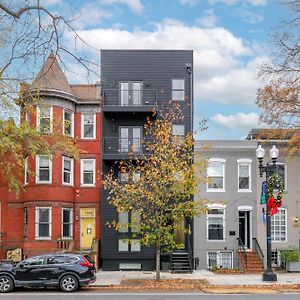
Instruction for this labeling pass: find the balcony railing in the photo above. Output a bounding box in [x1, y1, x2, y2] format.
[103, 137, 150, 156]
[102, 89, 157, 107]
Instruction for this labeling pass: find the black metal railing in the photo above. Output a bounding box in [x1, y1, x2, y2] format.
[186, 235, 193, 271]
[103, 137, 151, 155]
[237, 237, 247, 270]
[102, 89, 157, 107]
[253, 238, 264, 264]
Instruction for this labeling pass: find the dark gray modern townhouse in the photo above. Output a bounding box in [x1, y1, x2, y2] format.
[101, 50, 193, 271]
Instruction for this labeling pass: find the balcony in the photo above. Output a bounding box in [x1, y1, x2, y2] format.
[102, 89, 158, 115]
[102, 137, 149, 160]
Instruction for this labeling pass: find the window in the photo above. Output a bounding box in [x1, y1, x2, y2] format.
[62, 157, 73, 185]
[81, 114, 96, 139]
[276, 163, 287, 191]
[120, 81, 143, 106]
[62, 208, 73, 239]
[207, 159, 225, 192]
[172, 79, 185, 101]
[119, 211, 129, 233]
[119, 127, 142, 153]
[119, 263, 141, 270]
[207, 252, 232, 269]
[80, 159, 96, 186]
[271, 251, 281, 267]
[119, 171, 140, 183]
[46, 256, 66, 265]
[21, 256, 44, 266]
[24, 158, 29, 185]
[237, 159, 252, 192]
[271, 208, 287, 242]
[118, 239, 141, 252]
[37, 106, 52, 133]
[35, 207, 52, 239]
[24, 208, 28, 239]
[36, 156, 52, 183]
[207, 206, 225, 241]
[63, 109, 74, 137]
[25, 111, 30, 126]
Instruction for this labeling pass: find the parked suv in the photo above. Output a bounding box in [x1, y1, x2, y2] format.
[0, 253, 96, 293]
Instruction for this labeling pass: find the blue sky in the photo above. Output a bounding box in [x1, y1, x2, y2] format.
[41, 0, 286, 140]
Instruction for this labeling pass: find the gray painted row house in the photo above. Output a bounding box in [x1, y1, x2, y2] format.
[194, 137, 300, 271]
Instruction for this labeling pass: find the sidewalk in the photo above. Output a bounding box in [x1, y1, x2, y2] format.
[91, 270, 300, 287]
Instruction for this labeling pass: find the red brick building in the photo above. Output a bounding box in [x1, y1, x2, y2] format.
[0, 54, 101, 260]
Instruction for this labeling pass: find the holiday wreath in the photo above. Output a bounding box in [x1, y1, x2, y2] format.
[267, 173, 283, 216]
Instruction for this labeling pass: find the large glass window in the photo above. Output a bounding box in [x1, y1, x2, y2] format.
[237, 159, 252, 191]
[35, 207, 51, 239]
[207, 207, 225, 241]
[120, 81, 142, 106]
[271, 208, 287, 242]
[62, 157, 73, 185]
[207, 159, 225, 191]
[62, 208, 73, 239]
[207, 252, 232, 269]
[81, 159, 95, 186]
[63, 109, 74, 137]
[36, 156, 52, 183]
[172, 79, 185, 101]
[37, 106, 52, 133]
[24, 158, 29, 185]
[82, 114, 96, 139]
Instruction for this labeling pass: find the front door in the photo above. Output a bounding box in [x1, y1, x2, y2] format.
[80, 209, 95, 250]
[239, 211, 251, 249]
[119, 127, 142, 153]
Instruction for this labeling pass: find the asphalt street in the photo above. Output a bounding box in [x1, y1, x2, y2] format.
[1, 290, 300, 300]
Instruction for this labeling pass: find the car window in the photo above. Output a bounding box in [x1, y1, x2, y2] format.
[84, 255, 94, 264]
[45, 256, 66, 265]
[65, 256, 79, 263]
[22, 256, 44, 266]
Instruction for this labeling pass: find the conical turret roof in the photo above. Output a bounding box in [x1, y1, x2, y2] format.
[32, 52, 74, 96]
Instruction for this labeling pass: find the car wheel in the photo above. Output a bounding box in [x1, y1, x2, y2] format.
[0, 275, 14, 293]
[60, 274, 79, 293]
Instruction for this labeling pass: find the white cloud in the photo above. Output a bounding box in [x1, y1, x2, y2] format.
[211, 112, 262, 129]
[66, 19, 264, 105]
[178, 0, 199, 6]
[209, 0, 267, 6]
[196, 9, 217, 28]
[74, 5, 112, 29]
[100, 0, 144, 13]
[234, 7, 264, 24]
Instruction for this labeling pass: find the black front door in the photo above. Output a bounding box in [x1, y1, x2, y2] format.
[239, 211, 250, 249]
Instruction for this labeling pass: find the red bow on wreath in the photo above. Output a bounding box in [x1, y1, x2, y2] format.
[267, 173, 284, 216]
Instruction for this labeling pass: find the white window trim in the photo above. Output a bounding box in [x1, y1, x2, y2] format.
[63, 109, 74, 137]
[36, 155, 52, 184]
[36, 106, 53, 133]
[35, 207, 52, 240]
[237, 159, 252, 193]
[171, 78, 185, 101]
[81, 114, 96, 139]
[276, 162, 288, 192]
[62, 208, 73, 239]
[206, 204, 226, 242]
[207, 251, 233, 269]
[80, 159, 96, 187]
[62, 156, 74, 186]
[206, 158, 226, 193]
[24, 158, 28, 185]
[271, 207, 287, 243]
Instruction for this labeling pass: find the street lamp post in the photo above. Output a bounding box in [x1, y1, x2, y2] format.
[256, 144, 279, 282]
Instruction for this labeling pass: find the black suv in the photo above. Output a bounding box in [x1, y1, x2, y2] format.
[0, 253, 96, 293]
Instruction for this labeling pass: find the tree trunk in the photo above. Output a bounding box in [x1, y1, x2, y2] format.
[155, 246, 161, 281]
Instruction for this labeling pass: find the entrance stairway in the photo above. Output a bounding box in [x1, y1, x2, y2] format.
[171, 250, 193, 273]
[238, 251, 264, 273]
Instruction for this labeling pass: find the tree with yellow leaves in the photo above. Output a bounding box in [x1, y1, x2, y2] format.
[103, 106, 207, 280]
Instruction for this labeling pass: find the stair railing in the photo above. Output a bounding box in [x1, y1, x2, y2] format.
[252, 238, 264, 264]
[186, 235, 193, 271]
[237, 237, 247, 269]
